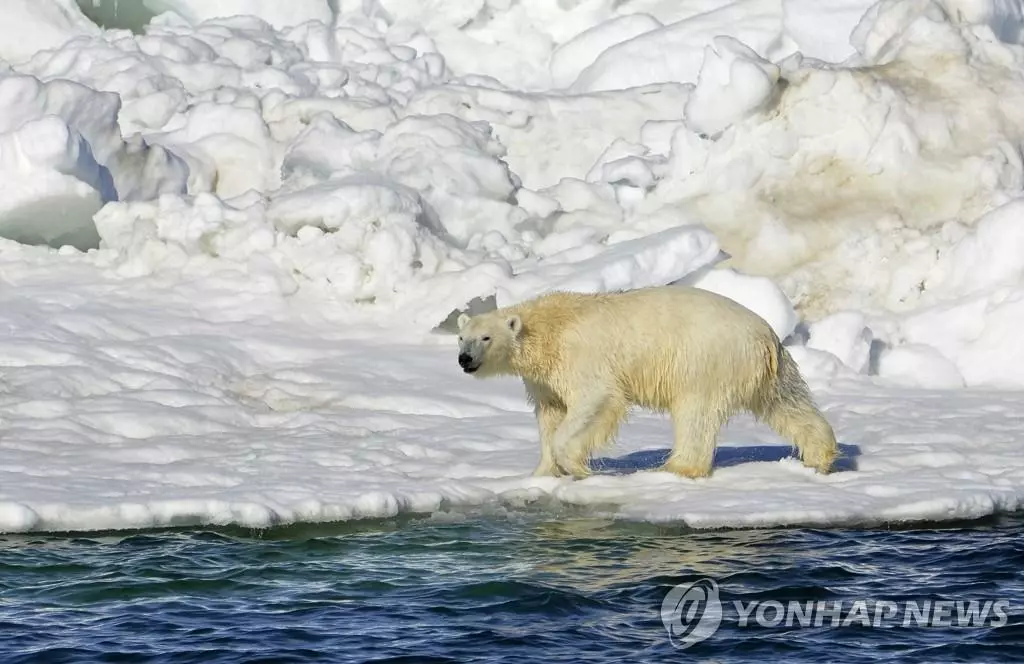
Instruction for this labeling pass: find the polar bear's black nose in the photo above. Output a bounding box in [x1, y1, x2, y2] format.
[458, 353, 473, 368]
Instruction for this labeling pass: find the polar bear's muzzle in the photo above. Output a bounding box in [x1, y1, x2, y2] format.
[458, 352, 480, 373]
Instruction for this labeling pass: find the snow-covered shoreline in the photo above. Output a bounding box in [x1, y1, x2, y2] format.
[2, 238, 1023, 534]
[2, 0, 1024, 533]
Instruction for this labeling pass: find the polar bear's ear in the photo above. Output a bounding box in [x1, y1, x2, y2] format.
[457, 313, 471, 331]
[507, 315, 523, 337]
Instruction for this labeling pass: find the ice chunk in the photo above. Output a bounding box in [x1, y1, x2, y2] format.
[268, 177, 426, 236]
[930, 199, 1024, 297]
[0, 117, 109, 249]
[571, 2, 785, 92]
[876, 343, 965, 389]
[646, 0, 1024, 319]
[549, 13, 662, 89]
[806, 311, 874, 374]
[0, 75, 187, 249]
[499, 224, 721, 306]
[897, 288, 1024, 388]
[404, 83, 690, 190]
[683, 36, 781, 138]
[0, 75, 188, 202]
[679, 267, 799, 341]
[0, 0, 99, 65]
[782, 0, 877, 63]
[143, 0, 334, 31]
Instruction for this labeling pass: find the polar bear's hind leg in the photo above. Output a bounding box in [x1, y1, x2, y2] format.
[758, 346, 839, 474]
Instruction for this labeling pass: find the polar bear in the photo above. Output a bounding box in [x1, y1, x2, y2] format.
[456, 285, 838, 479]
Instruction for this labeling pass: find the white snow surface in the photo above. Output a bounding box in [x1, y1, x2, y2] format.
[3, 241, 1023, 534]
[1, 0, 1024, 532]
[0, 0, 99, 65]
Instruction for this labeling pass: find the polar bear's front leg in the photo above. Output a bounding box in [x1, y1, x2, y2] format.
[533, 400, 566, 477]
[552, 393, 626, 479]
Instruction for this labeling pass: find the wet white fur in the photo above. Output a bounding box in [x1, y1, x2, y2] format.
[457, 286, 838, 479]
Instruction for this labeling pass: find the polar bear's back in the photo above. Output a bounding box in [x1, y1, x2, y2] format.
[520, 285, 777, 345]
[516, 286, 781, 412]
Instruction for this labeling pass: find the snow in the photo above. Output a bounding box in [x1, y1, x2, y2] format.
[0, 74, 187, 250]
[142, 0, 334, 31]
[1, 0, 1024, 533]
[806, 311, 875, 374]
[684, 36, 781, 139]
[570, 1, 787, 94]
[3, 241, 1024, 534]
[782, 0, 877, 63]
[678, 266, 799, 341]
[0, 0, 99, 65]
[403, 83, 691, 190]
[549, 13, 663, 90]
[874, 344, 966, 389]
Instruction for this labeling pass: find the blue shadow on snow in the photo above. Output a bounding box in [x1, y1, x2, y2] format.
[591, 443, 860, 475]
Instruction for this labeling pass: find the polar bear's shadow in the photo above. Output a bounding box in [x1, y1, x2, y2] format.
[591, 443, 861, 475]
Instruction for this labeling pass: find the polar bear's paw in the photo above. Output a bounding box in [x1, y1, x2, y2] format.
[556, 457, 592, 480]
[661, 459, 712, 480]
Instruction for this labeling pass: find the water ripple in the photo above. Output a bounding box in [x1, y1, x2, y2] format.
[1, 513, 1024, 662]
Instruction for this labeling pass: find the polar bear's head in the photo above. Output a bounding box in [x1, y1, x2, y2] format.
[456, 310, 523, 377]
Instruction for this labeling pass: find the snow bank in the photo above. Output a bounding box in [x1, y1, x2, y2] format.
[782, 0, 876, 63]
[403, 83, 690, 190]
[940, 0, 1024, 43]
[923, 199, 1024, 299]
[15, 0, 1011, 327]
[0, 74, 187, 249]
[3, 0, 1024, 536]
[4, 6, 727, 326]
[1, 242, 1023, 535]
[361, 0, 874, 91]
[875, 344, 965, 389]
[144, 0, 333, 31]
[859, 197, 1024, 388]
[571, 1, 787, 93]
[806, 312, 874, 375]
[884, 287, 1024, 389]
[683, 36, 781, 139]
[498, 225, 722, 307]
[2, 0, 1020, 362]
[0, 0, 99, 65]
[634, 0, 1024, 325]
[549, 13, 662, 90]
[0, 116, 107, 249]
[679, 267, 798, 341]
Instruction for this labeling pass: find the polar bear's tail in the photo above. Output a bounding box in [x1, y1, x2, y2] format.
[759, 344, 839, 474]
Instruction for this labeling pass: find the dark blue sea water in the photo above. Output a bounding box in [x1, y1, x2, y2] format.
[2, 508, 1024, 663]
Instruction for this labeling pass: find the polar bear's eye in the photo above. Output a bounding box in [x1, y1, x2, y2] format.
[482, 336, 491, 342]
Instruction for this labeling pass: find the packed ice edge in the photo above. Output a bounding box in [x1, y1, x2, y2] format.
[2, 0, 1024, 532]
